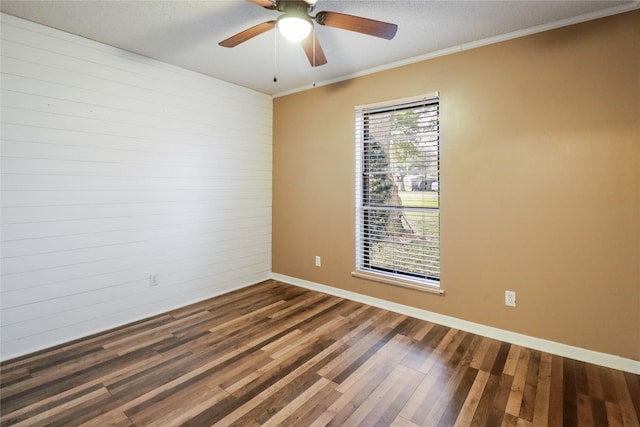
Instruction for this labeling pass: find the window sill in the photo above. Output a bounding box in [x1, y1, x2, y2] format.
[352, 270, 444, 295]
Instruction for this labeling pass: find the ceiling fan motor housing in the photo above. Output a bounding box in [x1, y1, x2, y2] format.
[276, 1, 314, 16]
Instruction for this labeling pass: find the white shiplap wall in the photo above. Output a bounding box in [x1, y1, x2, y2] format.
[0, 14, 273, 361]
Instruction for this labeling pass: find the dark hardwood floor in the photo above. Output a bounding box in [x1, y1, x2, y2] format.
[1, 280, 639, 426]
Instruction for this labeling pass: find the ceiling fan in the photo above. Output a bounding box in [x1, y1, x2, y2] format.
[219, 0, 398, 67]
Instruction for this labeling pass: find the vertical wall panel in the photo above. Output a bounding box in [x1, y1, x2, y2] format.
[0, 13, 273, 360]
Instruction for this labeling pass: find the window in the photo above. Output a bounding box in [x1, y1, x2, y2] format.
[354, 94, 440, 291]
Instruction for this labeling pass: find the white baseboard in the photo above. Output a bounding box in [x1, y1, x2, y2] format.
[271, 273, 640, 375]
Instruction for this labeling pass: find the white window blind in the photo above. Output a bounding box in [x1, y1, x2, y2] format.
[355, 95, 440, 287]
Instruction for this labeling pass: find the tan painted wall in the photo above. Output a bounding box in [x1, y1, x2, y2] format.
[273, 11, 640, 361]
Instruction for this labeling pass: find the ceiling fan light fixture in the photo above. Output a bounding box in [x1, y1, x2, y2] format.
[277, 15, 312, 42]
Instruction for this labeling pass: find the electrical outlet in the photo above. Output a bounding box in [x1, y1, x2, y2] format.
[150, 274, 159, 287]
[505, 290, 516, 307]
[315, 256, 321, 267]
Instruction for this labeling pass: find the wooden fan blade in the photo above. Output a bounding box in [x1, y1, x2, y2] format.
[301, 31, 327, 67]
[219, 21, 276, 47]
[315, 11, 397, 40]
[247, 0, 276, 9]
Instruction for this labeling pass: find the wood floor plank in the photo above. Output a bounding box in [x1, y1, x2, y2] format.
[520, 350, 541, 422]
[265, 292, 326, 320]
[505, 346, 531, 417]
[531, 351, 553, 427]
[600, 365, 619, 402]
[562, 357, 579, 427]
[208, 299, 288, 336]
[372, 366, 423, 427]
[503, 344, 522, 376]
[208, 350, 274, 392]
[516, 418, 533, 427]
[501, 412, 520, 427]
[423, 338, 478, 425]
[586, 361, 605, 400]
[574, 360, 590, 397]
[0, 366, 30, 389]
[257, 341, 348, 402]
[105, 351, 194, 397]
[79, 342, 256, 425]
[206, 393, 264, 427]
[5, 314, 173, 373]
[318, 331, 420, 426]
[547, 354, 565, 427]
[260, 376, 333, 427]
[399, 323, 447, 372]
[1, 348, 158, 415]
[1, 383, 106, 425]
[479, 339, 502, 373]
[81, 411, 133, 427]
[229, 338, 336, 400]
[469, 335, 492, 371]
[492, 342, 513, 376]
[415, 366, 470, 424]
[404, 317, 436, 341]
[391, 416, 423, 427]
[611, 369, 640, 427]
[334, 333, 415, 395]
[624, 371, 640, 422]
[4, 386, 110, 427]
[0, 279, 637, 426]
[468, 371, 501, 426]
[282, 377, 342, 425]
[605, 400, 625, 427]
[486, 372, 515, 426]
[452, 369, 489, 427]
[232, 370, 324, 426]
[1, 347, 116, 400]
[591, 396, 610, 427]
[126, 383, 227, 427]
[436, 365, 479, 426]
[345, 364, 420, 426]
[322, 319, 399, 384]
[576, 393, 596, 427]
[312, 359, 397, 426]
[268, 316, 343, 360]
[415, 328, 460, 374]
[398, 359, 447, 424]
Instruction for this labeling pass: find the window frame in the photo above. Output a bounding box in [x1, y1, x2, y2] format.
[353, 94, 442, 294]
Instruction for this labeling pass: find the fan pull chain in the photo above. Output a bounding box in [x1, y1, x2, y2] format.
[312, 30, 316, 88]
[273, 29, 278, 83]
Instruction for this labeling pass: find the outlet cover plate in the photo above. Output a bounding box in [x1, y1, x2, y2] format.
[505, 290, 516, 307]
[150, 274, 159, 287]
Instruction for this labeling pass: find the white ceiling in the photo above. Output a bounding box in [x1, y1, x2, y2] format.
[1, 0, 637, 96]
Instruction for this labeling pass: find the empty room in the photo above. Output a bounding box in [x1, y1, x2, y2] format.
[0, 1, 638, 426]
